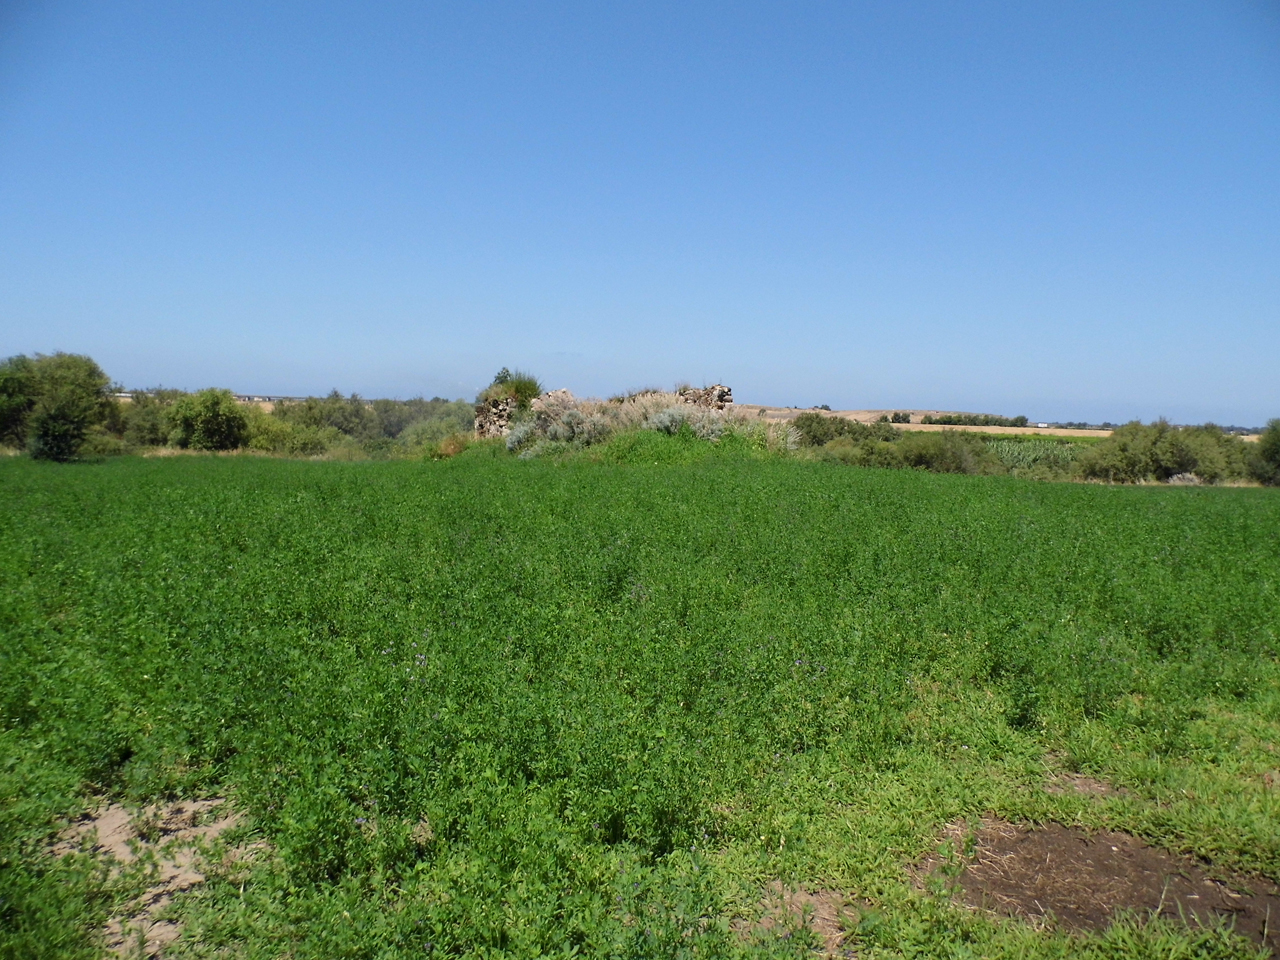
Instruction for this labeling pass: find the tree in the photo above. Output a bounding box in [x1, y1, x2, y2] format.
[168, 389, 248, 450]
[16, 353, 113, 461]
[1252, 419, 1280, 486]
[0, 355, 36, 447]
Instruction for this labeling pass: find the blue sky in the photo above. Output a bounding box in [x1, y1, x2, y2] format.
[1, 1, 1277, 423]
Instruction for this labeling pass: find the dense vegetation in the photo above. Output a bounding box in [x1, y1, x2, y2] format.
[0, 353, 113, 461]
[791, 413, 1280, 485]
[0, 351, 476, 460]
[3, 447, 1280, 958]
[920, 413, 1030, 428]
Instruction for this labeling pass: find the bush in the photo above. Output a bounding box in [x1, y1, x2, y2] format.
[792, 412, 897, 446]
[1077, 421, 1250, 484]
[118, 389, 186, 447]
[478, 368, 543, 409]
[168, 389, 249, 450]
[243, 406, 335, 455]
[272, 391, 377, 439]
[1251, 419, 1280, 486]
[897, 430, 1005, 475]
[0, 355, 36, 447]
[921, 413, 1029, 427]
[22, 354, 113, 461]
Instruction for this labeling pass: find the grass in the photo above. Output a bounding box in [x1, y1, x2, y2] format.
[2, 436, 1279, 958]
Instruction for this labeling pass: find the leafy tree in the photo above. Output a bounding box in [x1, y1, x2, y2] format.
[272, 391, 377, 439]
[1251, 419, 1280, 486]
[168, 389, 248, 450]
[19, 353, 113, 461]
[118, 388, 187, 447]
[0, 354, 36, 447]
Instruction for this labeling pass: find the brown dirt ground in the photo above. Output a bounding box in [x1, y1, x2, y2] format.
[52, 798, 241, 957]
[737, 881, 860, 958]
[922, 818, 1280, 953]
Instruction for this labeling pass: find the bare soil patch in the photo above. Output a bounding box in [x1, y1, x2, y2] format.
[53, 798, 240, 957]
[736, 881, 859, 957]
[923, 818, 1280, 952]
[1045, 772, 1124, 797]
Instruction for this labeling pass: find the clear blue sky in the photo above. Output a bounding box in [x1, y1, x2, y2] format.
[1, 1, 1277, 423]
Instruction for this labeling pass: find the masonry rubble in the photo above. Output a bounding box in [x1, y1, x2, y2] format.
[474, 396, 517, 438]
[677, 384, 733, 410]
[529, 389, 575, 413]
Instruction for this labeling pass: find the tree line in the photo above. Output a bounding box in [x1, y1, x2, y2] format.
[0, 353, 474, 460]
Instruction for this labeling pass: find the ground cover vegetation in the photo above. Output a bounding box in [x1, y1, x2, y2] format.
[3, 449, 1280, 958]
[789, 412, 1280, 485]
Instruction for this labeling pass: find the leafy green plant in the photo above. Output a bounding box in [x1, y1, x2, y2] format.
[479, 367, 543, 409]
[3, 444, 1279, 959]
[921, 412, 1029, 427]
[1078, 420, 1251, 484]
[167, 388, 249, 450]
[1250, 419, 1280, 486]
[20, 353, 114, 461]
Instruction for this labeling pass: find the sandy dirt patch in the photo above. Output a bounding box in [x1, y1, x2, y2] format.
[737, 881, 859, 957]
[53, 798, 241, 957]
[921, 818, 1280, 952]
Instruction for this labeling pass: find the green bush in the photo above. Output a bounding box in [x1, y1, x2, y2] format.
[478, 367, 542, 409]
[1250, 420, 1280, 486]
[0, 355, 36, 447]
[243, 406, 336, 455]
[168, 389, 249, 450]
[921, 412, 1029, 427]
[792, 412, 896, 446]
[897, 429, 1006, 475]
[118, 389, 186, 448]
[1078, 421, 1250, 484]
[20, 354, 113, 461]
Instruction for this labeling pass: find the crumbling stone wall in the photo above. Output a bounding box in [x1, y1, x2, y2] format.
[677, 384, 733, 410]
[474, 396, 516, 438]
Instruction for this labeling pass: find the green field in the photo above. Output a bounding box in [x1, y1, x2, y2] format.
[3, 446, 1280, 958]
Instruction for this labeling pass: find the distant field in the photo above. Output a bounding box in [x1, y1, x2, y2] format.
[3, 448, 1279, 958]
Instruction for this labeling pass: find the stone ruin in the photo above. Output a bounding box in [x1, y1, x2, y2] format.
[529, 388, 575, 414]
[475, 389, 578, 438]
[677, 384, 733, 410]
[474, 396, 517, 438]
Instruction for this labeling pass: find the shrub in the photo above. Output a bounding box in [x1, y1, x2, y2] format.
[479, 368, 542, 409]
[22, 353, 113, 461]
[272, 391, 377, 439]
[818, 436, 905, 469]
[0, 355, 36, 447]
[244, 406, 334, 455]
[1078, 421, 1250, 484]
[1251, 419, 1280, 486]
[921, 413, 1029, 427]
[897, 430, 1005, 475]
[792, 412, 856, 446]
[793, 412, 898, 446]
[168, 389, 249, 450]
[890, 411, 911, 423]
[118, 388, 186, 447]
